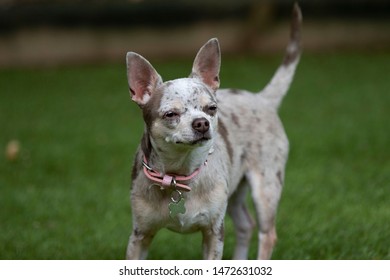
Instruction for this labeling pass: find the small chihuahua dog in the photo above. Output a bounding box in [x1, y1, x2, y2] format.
[125, 4, 302, 259]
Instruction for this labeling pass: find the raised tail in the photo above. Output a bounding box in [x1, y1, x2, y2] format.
[261, 2, 302, 110]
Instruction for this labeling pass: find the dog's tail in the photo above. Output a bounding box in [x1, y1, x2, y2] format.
[260, 3, 302, 110]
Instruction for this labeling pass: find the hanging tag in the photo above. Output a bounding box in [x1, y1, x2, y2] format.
[169, 190, 186, 219]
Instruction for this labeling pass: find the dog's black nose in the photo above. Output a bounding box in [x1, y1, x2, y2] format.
[192, 118, 210, 133]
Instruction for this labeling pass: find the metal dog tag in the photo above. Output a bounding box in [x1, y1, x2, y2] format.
[169, 190, 186, 219]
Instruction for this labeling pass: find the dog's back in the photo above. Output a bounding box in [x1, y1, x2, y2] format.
[216, 3, 301, 197]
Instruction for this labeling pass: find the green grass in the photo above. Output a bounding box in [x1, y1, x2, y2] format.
[1, 52, 389, 259]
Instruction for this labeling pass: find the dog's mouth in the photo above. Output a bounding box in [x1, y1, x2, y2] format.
[176, 135, 211, 146]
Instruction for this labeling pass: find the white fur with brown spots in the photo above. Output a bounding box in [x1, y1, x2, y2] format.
[126, 3, 302, 260]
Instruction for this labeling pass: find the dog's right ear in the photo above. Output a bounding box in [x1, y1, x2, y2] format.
[191, 38, 221, 91]
[126, 52, 163, 106]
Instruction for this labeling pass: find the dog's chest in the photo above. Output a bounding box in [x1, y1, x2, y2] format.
[164, 195, 216, 233]
[163, 182, 227, 233]
[166, 210, 209, 233]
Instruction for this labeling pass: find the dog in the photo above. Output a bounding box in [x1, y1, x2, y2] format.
[125, 3, 302, 260]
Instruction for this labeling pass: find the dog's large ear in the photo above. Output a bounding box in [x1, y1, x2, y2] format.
[190, 38, 221, 91]
[126, 52, 163, 106]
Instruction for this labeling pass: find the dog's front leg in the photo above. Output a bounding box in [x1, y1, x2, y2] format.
[201, 222, 224, 260]
[126, 228, 155, 260]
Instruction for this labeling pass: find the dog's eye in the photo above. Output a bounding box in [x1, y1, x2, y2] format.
[163, 111, 179, 119]
[207, 105, 218, 115]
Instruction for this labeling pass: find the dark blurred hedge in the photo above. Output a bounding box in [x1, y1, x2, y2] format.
[1, 0, 389, 30]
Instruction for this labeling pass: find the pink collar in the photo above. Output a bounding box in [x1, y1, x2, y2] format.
[142, 156, 207, 192]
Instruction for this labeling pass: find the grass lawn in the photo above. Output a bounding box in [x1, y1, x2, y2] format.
[1, 51, 389, 259]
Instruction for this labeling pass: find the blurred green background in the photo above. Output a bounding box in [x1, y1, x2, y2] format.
[1, 0, 389, 259]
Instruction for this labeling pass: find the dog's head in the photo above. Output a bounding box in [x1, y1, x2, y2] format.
[126, 39, 221, 153]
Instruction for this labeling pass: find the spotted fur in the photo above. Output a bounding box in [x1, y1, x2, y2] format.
[125, 3, 302, 260]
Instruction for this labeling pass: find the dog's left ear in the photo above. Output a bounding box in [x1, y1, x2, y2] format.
[190, 38, 221, 91]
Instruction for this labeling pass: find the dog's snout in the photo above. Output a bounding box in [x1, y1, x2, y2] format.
[192, 118, 210, 133]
